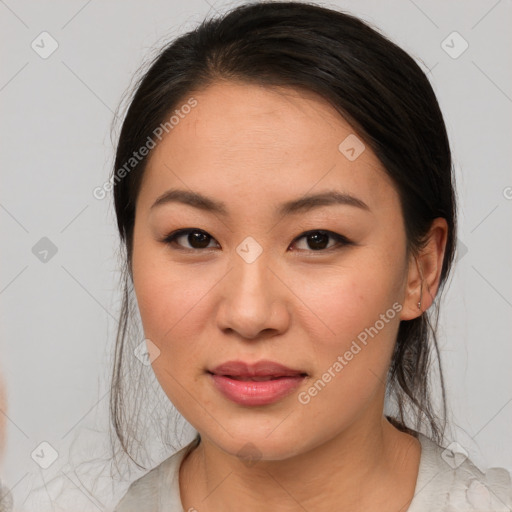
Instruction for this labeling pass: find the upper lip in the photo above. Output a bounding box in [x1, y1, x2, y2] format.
[209, 360, 307, 378]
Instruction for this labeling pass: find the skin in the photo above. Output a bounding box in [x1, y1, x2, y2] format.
[131, 81, 448, 511]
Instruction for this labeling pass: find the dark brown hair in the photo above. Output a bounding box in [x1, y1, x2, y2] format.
[109, 1, 457, 470]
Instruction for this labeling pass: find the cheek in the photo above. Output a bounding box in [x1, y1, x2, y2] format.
[131, 246, 233, 402]
[134, 262, 214, 344]
[292, 254, 403, 339]
[131, 219, 208, 332]
[131, 254, 215, 407]
[294, 271, 402, 432]
[293, 256, 404, 388]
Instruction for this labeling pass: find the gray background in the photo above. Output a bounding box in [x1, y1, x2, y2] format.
[1, 0, 511, 510]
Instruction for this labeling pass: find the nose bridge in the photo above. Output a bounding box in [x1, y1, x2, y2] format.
[230, 248, 274, 310]
[217, 242, 288, 338]
[232, 234, 273, 296]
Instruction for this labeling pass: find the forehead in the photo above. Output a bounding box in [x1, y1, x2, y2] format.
[138, 81, 398, 214]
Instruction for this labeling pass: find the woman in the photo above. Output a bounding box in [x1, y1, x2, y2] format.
[110, 2, 512, 510]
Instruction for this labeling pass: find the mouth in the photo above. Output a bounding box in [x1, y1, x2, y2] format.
[212, 374, 307, 381]
[207, 360, 308, 406]
[208, 359, 308, 379]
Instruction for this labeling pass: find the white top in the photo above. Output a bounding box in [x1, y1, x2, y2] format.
[113, 433, 512, 511]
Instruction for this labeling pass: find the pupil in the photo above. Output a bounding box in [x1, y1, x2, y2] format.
[189, 231, 210, 248]
[308, 232, 328, 250]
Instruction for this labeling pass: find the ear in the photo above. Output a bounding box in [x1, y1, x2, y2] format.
[400, 217, 449, 321]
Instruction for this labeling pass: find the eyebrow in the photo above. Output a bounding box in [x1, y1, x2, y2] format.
[150, 188, 370, 216]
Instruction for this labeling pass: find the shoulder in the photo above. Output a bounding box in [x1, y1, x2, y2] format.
[408, 433, 512, 511]
[113, 463, 162, 512]
[113, 438, 199, 512]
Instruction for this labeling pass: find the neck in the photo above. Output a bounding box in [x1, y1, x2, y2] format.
[180, 412, 421, 512]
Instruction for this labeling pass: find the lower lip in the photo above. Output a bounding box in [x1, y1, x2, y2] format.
[210, 374, 305, 406]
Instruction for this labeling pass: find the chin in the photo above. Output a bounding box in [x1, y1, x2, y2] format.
[203, 423, 310, 462]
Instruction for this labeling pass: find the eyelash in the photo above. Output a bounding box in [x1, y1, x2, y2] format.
[161, 228, 353, 254]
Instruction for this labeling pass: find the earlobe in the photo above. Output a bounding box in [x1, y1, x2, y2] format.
[400, 218, 448, 321]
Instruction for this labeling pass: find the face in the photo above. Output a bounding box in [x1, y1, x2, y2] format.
[131, 81, 413, 460]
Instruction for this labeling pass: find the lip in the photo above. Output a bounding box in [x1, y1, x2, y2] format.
[208, 360, 307, 406]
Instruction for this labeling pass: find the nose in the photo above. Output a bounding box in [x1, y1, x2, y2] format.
[216, 255, 291, 340]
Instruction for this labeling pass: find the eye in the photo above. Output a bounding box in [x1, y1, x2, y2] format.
[162, 228, 352, 253]
[163, 228, 220, 250]
[290, 230, 352, 252]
